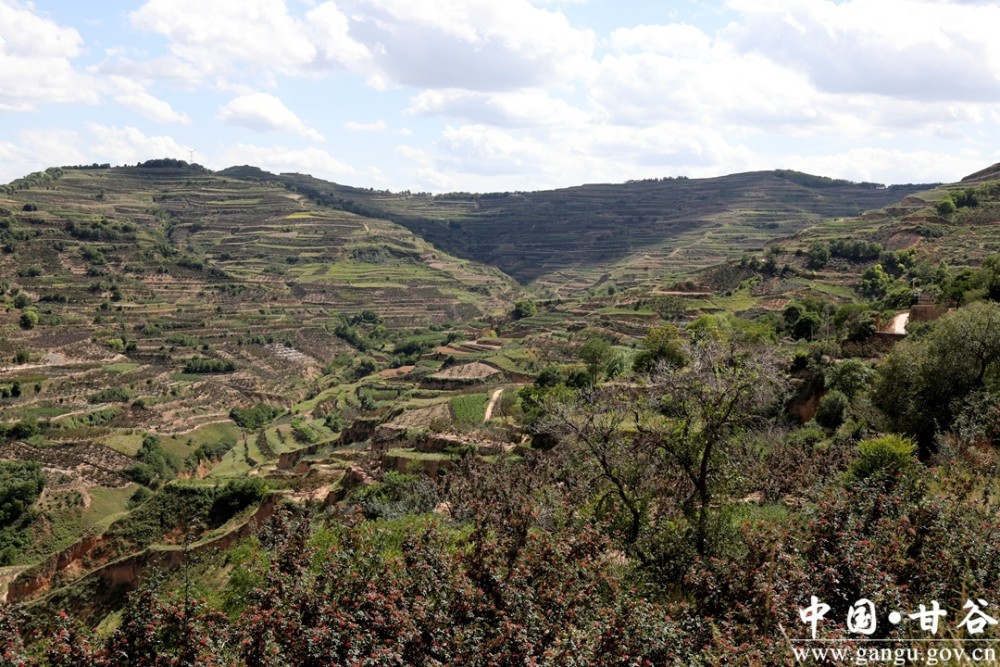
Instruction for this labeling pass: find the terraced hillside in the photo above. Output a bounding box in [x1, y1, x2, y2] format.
[253, 168, 934, 295]
[0, 161, 515, 489]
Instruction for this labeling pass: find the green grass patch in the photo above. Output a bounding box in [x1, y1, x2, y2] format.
[102, 433, 144, 456]
[103, 362, 140, 373]
[159, 422, 241, 461]
[450, 393, 489, 425]
[386, 448, 455, 461]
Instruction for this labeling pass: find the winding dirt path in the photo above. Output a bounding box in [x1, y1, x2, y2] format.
[483, 388, 504, 423]
[886, 311, 910, 335]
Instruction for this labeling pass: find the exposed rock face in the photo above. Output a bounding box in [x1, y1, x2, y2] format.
[342, 465, 375, 490]
[338, 418, 379, 445]
[6, 495, 281, 604]
[276, 443, 321, 470]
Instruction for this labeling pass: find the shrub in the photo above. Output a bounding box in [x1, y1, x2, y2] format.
[513, 300, 537, 319]
[127, 486, 153, 509]
[814, 390, 849, 430]
[229, 403, 282, 431]
[209, 478, 268, 526]
[936, 198, 957, 216]
[184, 358, 235, 373]
[786, 425, 827, 449]
[18, 310, 38, 329]
[848, 434, 916, 484]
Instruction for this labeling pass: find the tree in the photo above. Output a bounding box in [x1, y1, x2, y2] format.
[874, 301, 1000, 452]
[825, 358, 875, 399]
[791, 311, 822, 340]
[633, 324, 686, 373]
[545, 338, 787, 562]
[649, 339, 787, 554]
[512, 300, 537, 319]
[814, 390, 848, 430]
[936, 197, 957, 216]
[859, 264, 893, 299]
[578, 337, 615, 382]
[18, 310, 38, 330]
[806, 241, 830, 269]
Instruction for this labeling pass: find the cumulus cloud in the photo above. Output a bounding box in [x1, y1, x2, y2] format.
[0, 1, 97, 110]
[344, 0, 595, 90]
[216, 144, 357, 179]
[108, 76, 190, 124]
[0, 129, 86, 184]
[217, 93, 324, 141]
[409, 89, 592, 128]
[591, 47, 826, 131]
[306, 2, 371, 69]
[129, 0, 594, 91]
[129, 0, 368, 83]
[391, 119, 755, 193]
[85, 124, 189, 164]
[773, 147, 993, 184]
[130, 0, 317, 77]
[609, 23, 713, 56]
[725, 0, 1000, 102]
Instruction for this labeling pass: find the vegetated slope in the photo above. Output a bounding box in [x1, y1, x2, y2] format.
[251, 168, 934, 295]
[0, 161, 523, 577]
[0, 161, 513, 453]
[779, 170, 1000, 272]
[660, 166, 1000, 328]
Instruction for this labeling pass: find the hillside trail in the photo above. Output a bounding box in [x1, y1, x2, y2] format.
[483, 388, 504, 423]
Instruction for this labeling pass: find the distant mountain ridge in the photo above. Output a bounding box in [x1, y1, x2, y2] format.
[209, 166, 937, 294]
[1, 161, 941, 296]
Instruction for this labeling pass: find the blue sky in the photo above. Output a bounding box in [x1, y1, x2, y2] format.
[2, 0, 999, 192]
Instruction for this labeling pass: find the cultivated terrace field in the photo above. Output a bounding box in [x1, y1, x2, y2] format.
[8, 160, 1000, 663]
[311, 169, 936, 296]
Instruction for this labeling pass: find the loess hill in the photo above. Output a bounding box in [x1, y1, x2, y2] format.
[0, 162, 519, 574]
[274, 168, 936, 295]
[0, 159, 978, 632]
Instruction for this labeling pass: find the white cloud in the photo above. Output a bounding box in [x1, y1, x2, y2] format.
[216, 144, 357, 179]
[409, 89, 591, 128]
[306, 2, 370, 69]
[108, 76, 190, 124]
[591, 47, 826, 131]
[0, 129, 86, 184]
[344, 120, 388, 132]
[85, 124, 189, 164]
[774, 147, 992, 184]
[725, 0, 1000, 102]
[395, 119, 754, 192]
[0, 1, 82, 58]
[0, 1, 96, 110]
[217, 93, 324, 141]
[129, 0, 368, 83]
[341, 0, 595, 90]
[95, 55, 205, 91]
[609, 23, 713, 56]
[130, 0, 318, 78]
[588, 12, 995, 145]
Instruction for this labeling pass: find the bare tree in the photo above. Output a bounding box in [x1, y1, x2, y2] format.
[542, 337, 787, 561]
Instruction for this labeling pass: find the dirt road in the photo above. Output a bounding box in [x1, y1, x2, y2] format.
[886, 311, 910, 335]
[483, 388, 504, 423]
